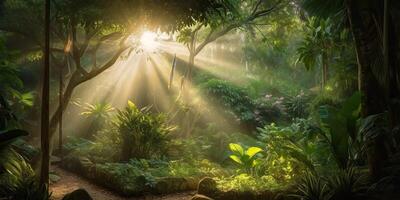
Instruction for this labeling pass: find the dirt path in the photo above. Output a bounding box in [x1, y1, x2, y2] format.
[49, 165, 195, 200]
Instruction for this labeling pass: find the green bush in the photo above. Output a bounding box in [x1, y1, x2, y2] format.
[199, 79, 256, 126]
[256, 119, 332, 182]
[284, 90, 310, 118]
[215, 173, 280, 192]
[115, 101, 174, 161]
[293, 169, 367, 200]
[228, 143, 263, 173]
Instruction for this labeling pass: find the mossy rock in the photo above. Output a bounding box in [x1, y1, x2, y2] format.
[153, 177, 192, 194]
[197, 177, 217, 197]
[62, 188, 92, 200]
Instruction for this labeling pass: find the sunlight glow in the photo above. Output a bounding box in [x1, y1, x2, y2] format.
[140, 31, 159, 51]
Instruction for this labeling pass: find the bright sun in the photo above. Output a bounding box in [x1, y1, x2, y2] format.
[140, 31, 158, 51]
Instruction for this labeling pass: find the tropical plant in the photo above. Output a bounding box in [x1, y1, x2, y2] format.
[284, 91, 310, 118]
[115, 101, 173, 161]
[257, 119, 329, 180]
[296, 17, 341, 88]
[326, 168, 367, 200]
[200, 79, 256, 125]
[78, 102, 115, 138]
[318, 92, 361, 168]
[228, 143, 263, 173]
[0, 129, 50, 199]
[294, 172, 328, 200]
[293, 169, 367, 200]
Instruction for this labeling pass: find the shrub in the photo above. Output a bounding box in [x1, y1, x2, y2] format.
[215, 174, 280, 192]
[284, 90, 310, 118]
[115, 101, 174, 161]
[228, 143, 263, 174]
[256, 119, 331, 182]
[253, 95, 286, 124]
[199, 79, 256, 127]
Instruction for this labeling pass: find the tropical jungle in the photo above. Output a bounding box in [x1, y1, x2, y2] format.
[1, 0, 400, 200]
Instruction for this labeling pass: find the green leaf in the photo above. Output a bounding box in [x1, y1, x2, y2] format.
[246, 147, 263, 158]
[127, 100, 136, 109]
[229, 155, 243, 164]
[229, 143, 244, 155]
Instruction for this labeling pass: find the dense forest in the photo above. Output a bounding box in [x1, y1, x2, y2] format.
[1, 0, 400, 199]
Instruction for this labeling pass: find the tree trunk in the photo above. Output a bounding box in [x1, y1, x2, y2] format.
[346, 0, 388, 179]
[58, 59, 63, 157]
[40, 0, 50, 185]
[322, 51, 329, 87]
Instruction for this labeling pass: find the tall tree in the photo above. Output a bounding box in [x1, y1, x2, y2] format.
[177, 0, 285, 86]
[40, 0, 50, 185]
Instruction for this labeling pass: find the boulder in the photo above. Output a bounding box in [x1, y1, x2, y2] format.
[62, 188, 93, 200]
[197, 177, 217, 197]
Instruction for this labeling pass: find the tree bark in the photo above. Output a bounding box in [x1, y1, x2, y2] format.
[346, 0, 388, 179]
[40, 0, 50, 185]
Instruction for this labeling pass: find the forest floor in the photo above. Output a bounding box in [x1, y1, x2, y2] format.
[49, 165, 194, 200]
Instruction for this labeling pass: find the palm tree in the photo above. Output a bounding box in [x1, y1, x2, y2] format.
[297, 17, 335, 88]
[79, 102, 114, 138]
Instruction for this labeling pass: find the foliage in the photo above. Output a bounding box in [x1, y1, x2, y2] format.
[294, 172, 328, 200]
[228, 143, 263, 173]
[200, 79, 256, 125]
[215, 173, 280, 192]
[318, 92, 361, 168]
[115, 101, 173, 160]
[0, 153, 51, 200]
[94, 158, 224, 190]
[253, 95, 286, 125]
[257, 119, 330, 181]
[76, 101, 115, 138]
[294, 169, 367, 200]
[284, 90, 310, 118]
[0, 129, 50, 199]
[296, 17, 335, 71]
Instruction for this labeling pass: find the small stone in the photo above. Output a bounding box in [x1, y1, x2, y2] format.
[62, 188, 93, 200]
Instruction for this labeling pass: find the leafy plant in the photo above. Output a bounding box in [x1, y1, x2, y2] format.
[0, 129, 50, 199]
[257, 119, 330, 181]
[294, 172, 328, 200]
[284, 91, 310, 118]
[115, 101, 173, 161]
[200, 79, 256, 125]
[75, 101, 115, 138]
[293, 169, 367, 200]
[228, 143, 262, 173]
[318, 92, 361, 168]
[216, 173, 280, 192]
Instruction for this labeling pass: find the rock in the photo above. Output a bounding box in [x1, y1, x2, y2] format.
[191, 194, 214, 200]
[154, 177, 189, 194]
[197, 177, 217, 197]
[49, 173, 61, 183]
[62, 188, 93, 200]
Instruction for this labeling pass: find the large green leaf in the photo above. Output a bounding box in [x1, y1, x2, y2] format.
[229, 155, 243, 164]
[318, 105, 349, 168]
[229, 143, 244, 156]
[246, 147, 263, 158]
